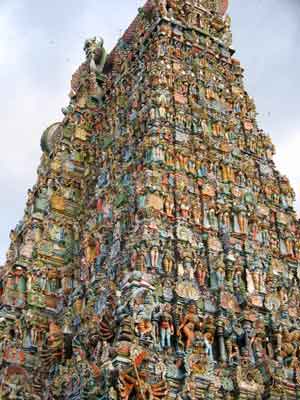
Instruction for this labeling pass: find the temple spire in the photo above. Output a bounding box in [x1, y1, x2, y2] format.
[0, 1, 299, 399]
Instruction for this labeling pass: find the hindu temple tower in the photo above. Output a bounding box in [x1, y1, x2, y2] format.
[1, 1, 300, 399]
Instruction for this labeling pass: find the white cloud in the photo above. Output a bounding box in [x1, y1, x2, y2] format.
[0, 2, 28, 65]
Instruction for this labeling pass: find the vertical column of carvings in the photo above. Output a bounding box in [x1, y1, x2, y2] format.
[0, 56, 104, 398]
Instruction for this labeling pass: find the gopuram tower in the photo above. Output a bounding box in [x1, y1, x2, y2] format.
[1, 0, 300, 399]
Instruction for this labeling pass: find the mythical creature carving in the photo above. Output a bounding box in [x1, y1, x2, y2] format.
[84, 37, 107, 75]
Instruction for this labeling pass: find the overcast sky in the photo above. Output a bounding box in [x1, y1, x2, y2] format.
[0, 0, 299, 264]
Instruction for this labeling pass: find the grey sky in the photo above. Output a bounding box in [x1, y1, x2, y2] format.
[0, 0, 299, 264]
